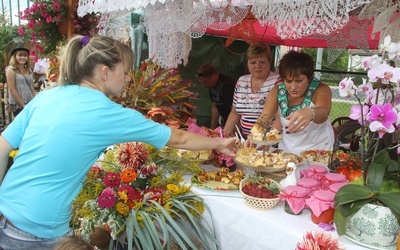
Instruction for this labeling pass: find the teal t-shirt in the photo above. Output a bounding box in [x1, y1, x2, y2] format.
[0, 85, 171, 238]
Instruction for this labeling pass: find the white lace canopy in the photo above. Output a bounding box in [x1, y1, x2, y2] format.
[77, 0, 398, 69]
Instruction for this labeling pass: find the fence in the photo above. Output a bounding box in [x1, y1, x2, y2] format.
[317, 69, 367, 122]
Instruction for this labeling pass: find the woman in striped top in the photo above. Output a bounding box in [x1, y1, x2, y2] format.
[223, 43, 280, 139]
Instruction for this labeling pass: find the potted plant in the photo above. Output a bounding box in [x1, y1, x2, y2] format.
[334, 35, 400, 248]
[17, 0, 68, 59]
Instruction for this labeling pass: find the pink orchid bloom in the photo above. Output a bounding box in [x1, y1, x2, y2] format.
[349, 105, 370, 125]
[369, 103, 398, 128]
[339, 77, 355, 97]
[369, 103, 398, 137]
[369, 121, 396, 138]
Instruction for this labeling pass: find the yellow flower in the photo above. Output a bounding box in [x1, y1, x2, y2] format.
[9, 149, 18, 158]
[116, 201, 130, 216]
[167, 184, 179, 192]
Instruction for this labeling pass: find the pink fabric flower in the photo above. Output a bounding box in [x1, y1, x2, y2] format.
[98, 188, 116, 208]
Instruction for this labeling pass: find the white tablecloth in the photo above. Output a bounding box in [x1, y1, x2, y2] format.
[183, 163, 367, 250]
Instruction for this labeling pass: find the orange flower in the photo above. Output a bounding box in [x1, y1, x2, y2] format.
[120, 169, 137, 183]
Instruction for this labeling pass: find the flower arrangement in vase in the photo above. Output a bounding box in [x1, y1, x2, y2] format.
[112, 59, 197, 129]
[17, 0, 68, 59]
[334, 35, 400, 247]
[71, 142, 217, 249]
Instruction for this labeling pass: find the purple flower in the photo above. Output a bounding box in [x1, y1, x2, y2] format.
[369, 103, 398, 137]
[369, 104, 398, 128]
[98, 188, 116, 208]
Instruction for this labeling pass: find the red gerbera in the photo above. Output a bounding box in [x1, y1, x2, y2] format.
[116, 142, 149, 170]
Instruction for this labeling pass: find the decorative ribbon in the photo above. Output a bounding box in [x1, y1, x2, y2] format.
[279, 190, 307, 215]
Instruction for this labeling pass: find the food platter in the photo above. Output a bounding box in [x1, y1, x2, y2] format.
[248, 134, 282, 146]
[191, 167, 245, 191]
[299, 149, 332, 166]
[235, 148, 302, 173]
[158, 147, 213, 163]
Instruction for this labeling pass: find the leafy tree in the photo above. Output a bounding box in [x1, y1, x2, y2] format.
[0, 14, 19, 82]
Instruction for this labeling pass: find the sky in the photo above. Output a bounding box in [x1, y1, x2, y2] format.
[1, 0, 29, 26]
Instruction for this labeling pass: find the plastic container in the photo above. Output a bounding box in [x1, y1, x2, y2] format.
[323, 173, 348, 190]
[297, 177, 319, 196]
[280, 185, 308, 215]
[306, 190, 335, 224]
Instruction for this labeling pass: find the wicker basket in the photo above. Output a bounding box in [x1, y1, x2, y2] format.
[239, 178, 281, 211]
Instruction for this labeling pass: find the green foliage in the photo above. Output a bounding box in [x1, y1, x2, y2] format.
[0, 14, 19, 81]
[302, 48, 349, 71]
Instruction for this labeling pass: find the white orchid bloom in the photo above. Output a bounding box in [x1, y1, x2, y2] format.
[380, 35, 392, 53]
[361, 55, 382, 70]
[339, 77, 355, 97]
[368, 63, 400, 84]
[356, 78, 373, 96]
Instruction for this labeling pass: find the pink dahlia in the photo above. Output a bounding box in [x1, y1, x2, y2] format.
[116, 142, 149, 170]
[98, 188, 116, 209]
[296, 231, 344, 250]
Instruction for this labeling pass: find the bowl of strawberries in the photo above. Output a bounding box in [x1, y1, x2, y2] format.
[239, 176, 282, 210]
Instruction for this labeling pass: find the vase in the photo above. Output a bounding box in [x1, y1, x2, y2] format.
[347, 203, 399, 248]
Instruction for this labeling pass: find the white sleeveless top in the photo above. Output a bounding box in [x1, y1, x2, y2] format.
[278, 104, 335, 155]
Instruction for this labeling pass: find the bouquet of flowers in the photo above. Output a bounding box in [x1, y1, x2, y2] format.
[18, 0, 68, 58]
[72, 142, 217, 249]
[113, 59, 197, 129]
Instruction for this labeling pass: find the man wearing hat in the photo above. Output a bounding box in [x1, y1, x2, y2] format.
[197, 64, 236, 129]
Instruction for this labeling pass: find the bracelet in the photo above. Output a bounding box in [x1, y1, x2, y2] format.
[307, 107, 315, 121]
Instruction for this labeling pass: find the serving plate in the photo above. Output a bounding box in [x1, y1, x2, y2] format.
[191, 179, 239, 191]
[191, 168, 245, 191]
[345, 230, 396, 250]
[235, 148, 302, 173]
[248, 134, 281, 146]
[158, 147, 213, 163]
[300, 149, 332, 166]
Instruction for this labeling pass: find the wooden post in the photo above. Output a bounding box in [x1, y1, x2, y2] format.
[66, 0, 79, 40]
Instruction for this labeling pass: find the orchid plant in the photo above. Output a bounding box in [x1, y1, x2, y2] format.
[338, 35, 400, 177]
[334, 35, 400, 236]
